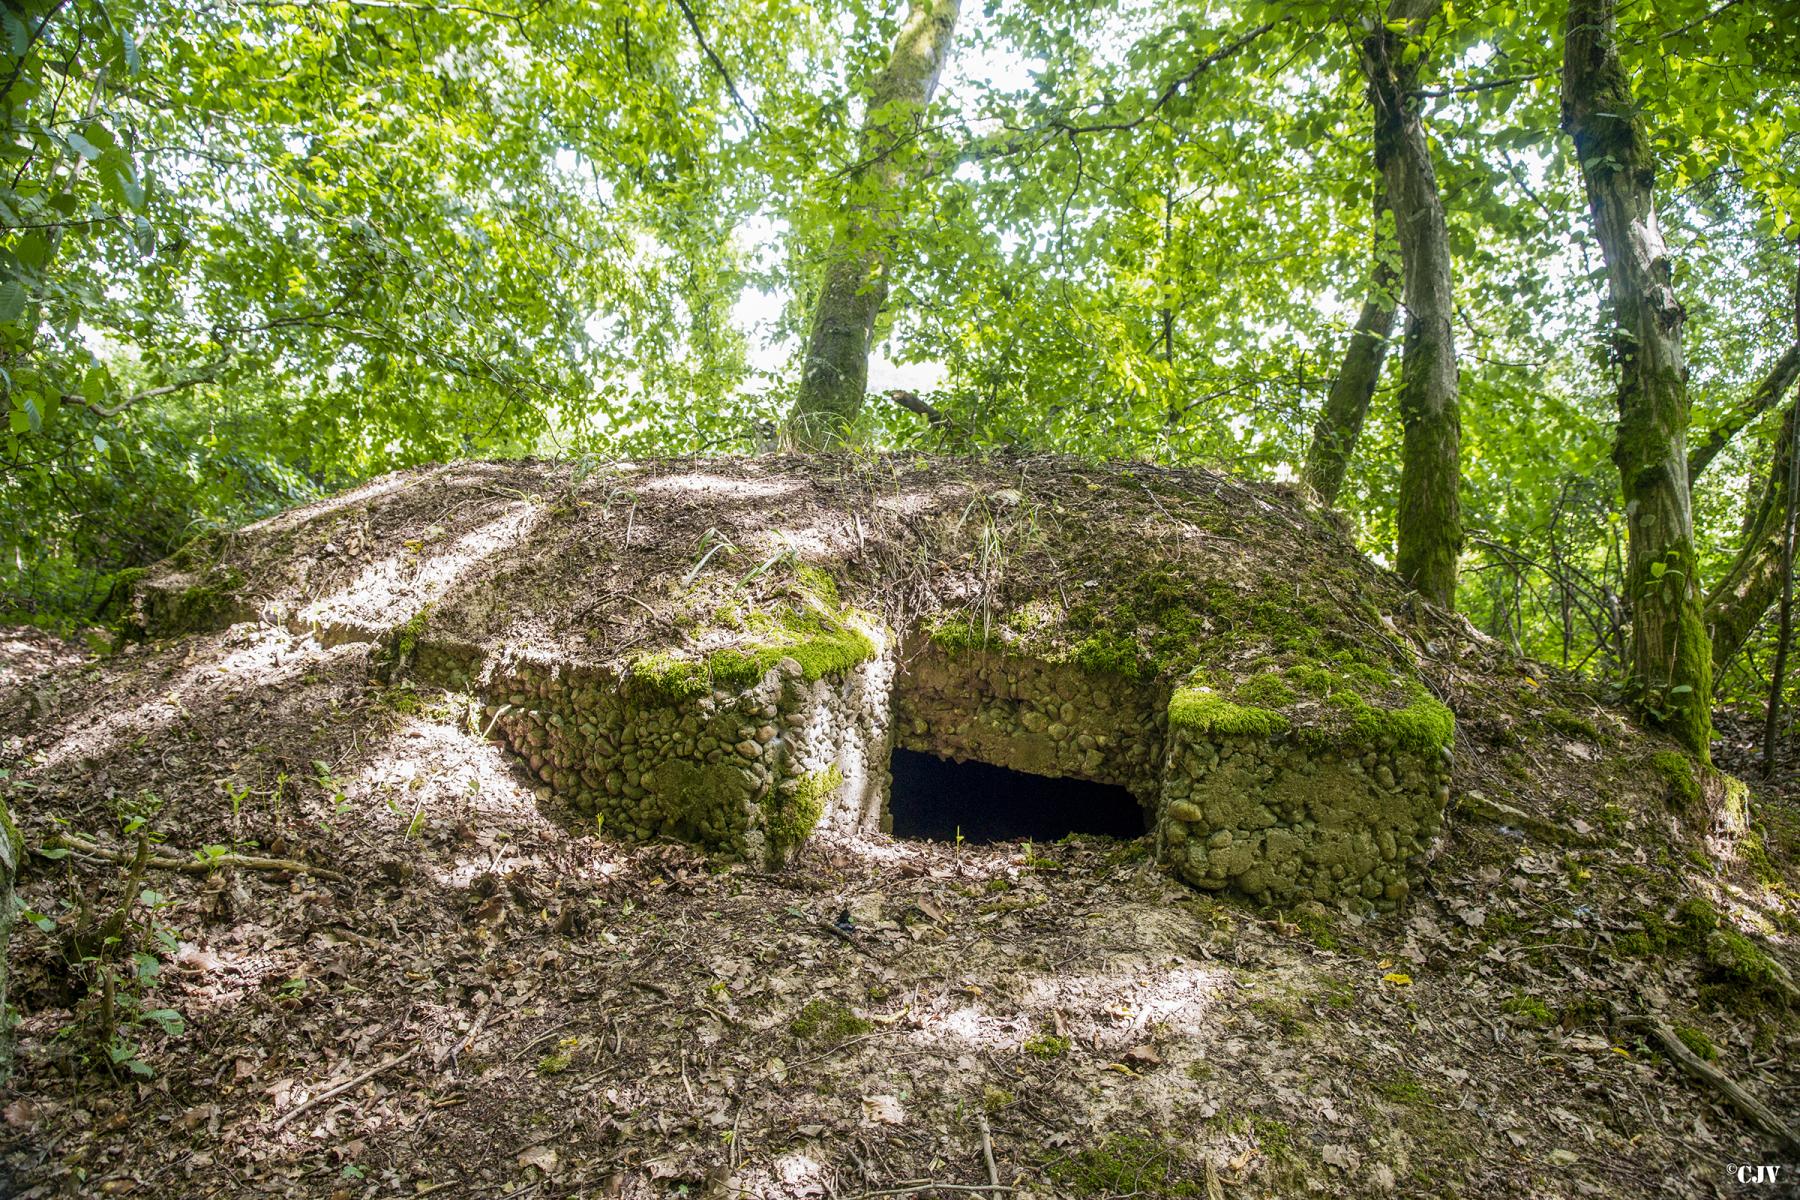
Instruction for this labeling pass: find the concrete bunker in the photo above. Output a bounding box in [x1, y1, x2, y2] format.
[128, 456, 1459, 911]
[887, 750, 1147, 842]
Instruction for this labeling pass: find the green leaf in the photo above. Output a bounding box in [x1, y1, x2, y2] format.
[141, 1008, 186, 1036]
[116, 165, 146, 210]
[65, 132, 102, 161]
[0, 280, 24, 323]
[1, 10, 26, 57]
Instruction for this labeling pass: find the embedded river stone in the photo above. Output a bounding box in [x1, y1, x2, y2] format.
[128, 454, 1457, 907]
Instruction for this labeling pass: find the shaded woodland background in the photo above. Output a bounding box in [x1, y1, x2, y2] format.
[2, 0, 1799, 738]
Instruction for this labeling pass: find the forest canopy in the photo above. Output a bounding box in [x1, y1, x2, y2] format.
[2, 0, 1798, 743]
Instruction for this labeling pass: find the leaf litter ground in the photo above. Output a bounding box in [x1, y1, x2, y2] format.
[0, 460, 1796, 1198]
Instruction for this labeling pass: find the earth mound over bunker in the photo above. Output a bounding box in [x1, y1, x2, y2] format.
[134, 455, 1454, 909]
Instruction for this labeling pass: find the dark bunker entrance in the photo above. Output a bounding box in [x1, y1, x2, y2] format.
[887, 748, 1148, 843]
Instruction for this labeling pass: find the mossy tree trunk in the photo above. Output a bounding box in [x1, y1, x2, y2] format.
[787, 0, 961, 448]
[1360, 0, 1462, 608]
[1563, 0, 1712, 756]
[1303, 186, 1399, 508]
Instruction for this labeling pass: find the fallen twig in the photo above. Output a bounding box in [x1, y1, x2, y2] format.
[1625, 1015, 1800, 1155]
[272, 1044, 421, 1132]
[787, 1031, 884, 1071]
[50, 833, 346, 882]
[976, 1113, 1000, 1197]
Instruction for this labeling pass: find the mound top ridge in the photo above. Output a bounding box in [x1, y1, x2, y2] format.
[136, 454, 1454, 906]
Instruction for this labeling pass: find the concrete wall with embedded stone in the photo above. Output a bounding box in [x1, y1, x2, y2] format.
[891, 644, 1166, 801]
[477, 651, 894, 866]
[1156, 730, 1451, 911]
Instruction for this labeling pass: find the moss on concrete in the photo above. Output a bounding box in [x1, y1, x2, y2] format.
[925, 615, 991, 652]
[762, 765, 840, 864]
[1168, 687, 1290, 737]
[649, 759, 751, 847]
[1238, 671, 1298, 708]
[629, 605, 877, 699]
[1326, 683, 1456, 755]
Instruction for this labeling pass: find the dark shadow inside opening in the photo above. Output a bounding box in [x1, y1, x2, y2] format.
[888, 748, 1147, 843]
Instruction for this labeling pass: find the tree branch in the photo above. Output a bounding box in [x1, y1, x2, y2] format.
[1052, 21, 1276, 135]
[1690, 257, 1800, 484]
[670, 0, 762, 130]
[1410, 70, 1548, 99]
[61, 359, 231, 418]
[885, 388, 966, 438]
[1622, 1015, 1800, 1156]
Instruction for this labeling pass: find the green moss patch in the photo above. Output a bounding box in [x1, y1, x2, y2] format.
[761, 765, 840, 863]
[628, 605, 877, 699]
[926, 615, 992, 652]
[1319, 682, 1455, 754]
[1046, 1134, 1206, 1197]
[1650, 750, 1701, 810]
[1168, 687, 1289, 737]
[789, 998, 871, 1045]
[1672, 1023, 1718, 1062]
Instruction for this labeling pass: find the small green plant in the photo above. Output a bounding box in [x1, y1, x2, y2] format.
[537, 1036, 582, 1075]
[1023, 1032, 1071, 1058]
[34, 823, 186, 1077]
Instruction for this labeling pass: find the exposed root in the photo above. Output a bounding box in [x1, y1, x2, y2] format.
[1624, 1014, 1800, 1156]
[48, 833, 347, 883]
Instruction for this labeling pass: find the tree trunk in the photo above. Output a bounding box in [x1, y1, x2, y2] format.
[1302, 187, 1399, 508]
[1708, 403, 1797, 670]
[1705, 257, 1800, 669]
[1563, 0, 1712, 756]
[1360, 0, 1462, 608]
[1690, 342, 1800, 485]
[1761, 402, 1800, 775]
[1690, 253, 1800, 485]
[788, 0, 961, 448]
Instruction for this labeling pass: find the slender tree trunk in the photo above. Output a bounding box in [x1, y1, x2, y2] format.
[1690, 253, 1800, 485]
[788, 0, 961, 447]
[1708, 403, 1797, 669]
[1691, 343, 1800, 484]
[1762, 406, 1800, 775]
[1302, 187, 1399, 507]
[1706, 259, 1800, 669]
[1563, 0, 1712, 756]
[1360, 0, 1462, 607]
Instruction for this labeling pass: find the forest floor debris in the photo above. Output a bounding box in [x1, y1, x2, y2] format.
[0, 616, 1794, 1198]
